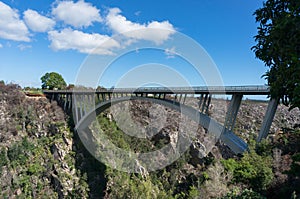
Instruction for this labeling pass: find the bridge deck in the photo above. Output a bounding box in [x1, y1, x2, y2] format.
[43, 85, 269, 95]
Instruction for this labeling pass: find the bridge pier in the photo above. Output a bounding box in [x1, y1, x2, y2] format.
[196, 94, 212, 114]
[179, 94, 182, 103]
[80, 95, 86, 120]
[97, 93, 100, 103]
[224, 94, 243, 132]
[63, 94, 67, 110]
[201, 94, 208, 113]
[67, 94, 72, 111]
[257, 98, 279, 142]
[198, 94, 204, 109]
[183, 94, 187, 104]
[74, 95, 80, 123]
[205, 94, 212, 114]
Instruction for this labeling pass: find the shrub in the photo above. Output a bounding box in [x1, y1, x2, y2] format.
[0, 148, 8, 175]
[222, 147, 274, 192]
[223, 188, 266, 199]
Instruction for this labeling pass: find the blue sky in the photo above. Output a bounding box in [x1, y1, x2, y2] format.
[0, 0, 267, 88]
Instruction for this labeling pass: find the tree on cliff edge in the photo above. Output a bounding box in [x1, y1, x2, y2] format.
[41, 72, 67, 90]
[252, 0, 300, 110]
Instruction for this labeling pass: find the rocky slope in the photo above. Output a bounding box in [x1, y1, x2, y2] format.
[107, 97, 300, 158]
[99, 97, 299, 198]
[0, 84, 89, 198]
[1, 84, 299, 198]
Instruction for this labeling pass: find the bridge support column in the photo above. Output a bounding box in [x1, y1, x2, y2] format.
[205, 94, 212, 114]
[68, 94, 72, 111]
[198, 94, 204, 109]
[82, 95, 87, 116]
[60, 94, 63, 106]
[224, 94, 243, 132]
[73, 94, 79, 123]
[257, 98, 279, 142]
[79, 95, 84, 120]
[183, 94, 187, 104]
[178, 94, 182, 103]
[51, 93, 55, 102]
[201, 94, 208, 112]
[63, 94, 67, 111]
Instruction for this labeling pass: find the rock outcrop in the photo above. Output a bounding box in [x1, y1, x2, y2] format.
[0, 84, 89, 198]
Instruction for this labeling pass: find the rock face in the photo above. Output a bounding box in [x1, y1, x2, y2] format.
[105, 97, 299, 161]
[234, 100, 300, 141]
[0, 84, 89, 198]
[108, 100, 216, 163]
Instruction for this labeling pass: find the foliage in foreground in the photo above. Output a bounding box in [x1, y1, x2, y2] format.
[252, 0, 300, 110]
[222, 141, 274, 192]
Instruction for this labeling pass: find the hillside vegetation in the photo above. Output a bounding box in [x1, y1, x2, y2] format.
[0, 84, 300, 198]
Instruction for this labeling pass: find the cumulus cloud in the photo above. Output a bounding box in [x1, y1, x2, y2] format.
[24, 9, 55, 32]
[48, 28, 120, 55]
[52, 0, 101, 28]
[106, 8, 176, 44]
[0, 2, 30, 41]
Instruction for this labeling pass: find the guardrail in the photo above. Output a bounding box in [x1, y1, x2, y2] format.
[43, 85, 270, 95]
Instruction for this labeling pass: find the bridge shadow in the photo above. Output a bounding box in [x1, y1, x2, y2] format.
[67, 115, 107, 198]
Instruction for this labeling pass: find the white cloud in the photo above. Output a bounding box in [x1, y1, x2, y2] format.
[24, 9, 55, 32]
[0, 43, 2, 48]
[134, 11, 141, 16]
[106, 8, 176, 44]
[165, 47, 177, 59]
[0, 2, 30, 41]
[52, 0, 101, 28]
[48, 28, 120, 55]
[18, 44, 32, 51]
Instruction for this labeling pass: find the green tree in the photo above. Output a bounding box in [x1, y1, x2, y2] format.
[222, 144, 274, 192]
[41, 72, 67, 90]
[252, 0, 300, 110]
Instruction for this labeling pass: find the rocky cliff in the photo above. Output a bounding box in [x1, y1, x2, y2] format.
[0, 84, 89, 198]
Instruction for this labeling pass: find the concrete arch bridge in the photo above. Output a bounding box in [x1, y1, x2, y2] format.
[43, 86, 278, 154]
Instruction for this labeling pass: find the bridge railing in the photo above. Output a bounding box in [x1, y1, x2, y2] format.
[43, 85, 269, 95]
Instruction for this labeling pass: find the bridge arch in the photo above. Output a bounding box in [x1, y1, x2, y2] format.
[75, 96, 247, 154]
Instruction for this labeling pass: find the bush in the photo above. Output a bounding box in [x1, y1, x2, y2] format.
[0, 148, 8, 175]
[7, 138, 34, 167]
[223, 188, 266, 199]
[222, 145, 274, 192]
